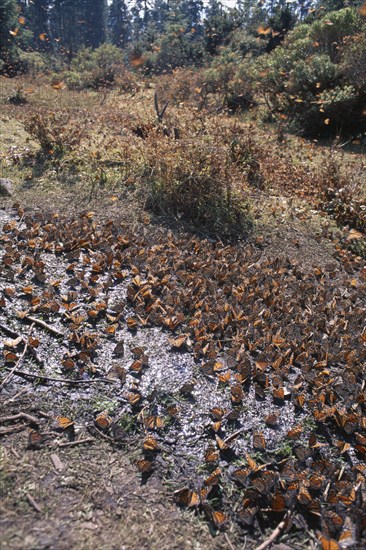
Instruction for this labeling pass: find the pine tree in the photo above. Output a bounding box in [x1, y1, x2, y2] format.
[0, 0, 18, 72]
[84, 0, 108, 49]
[27, 0, 52, 51]
[109, 0, 131, 48]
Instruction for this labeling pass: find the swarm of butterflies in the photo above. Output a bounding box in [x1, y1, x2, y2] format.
[1, 205, 365, 550]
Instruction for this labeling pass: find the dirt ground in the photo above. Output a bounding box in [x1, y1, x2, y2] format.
[1, 78, 365, 550]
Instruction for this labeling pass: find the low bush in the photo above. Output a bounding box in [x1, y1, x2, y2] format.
[142, 133, 251, 238]
[255, 8, 366, 136]
[24, 111, 85, 157]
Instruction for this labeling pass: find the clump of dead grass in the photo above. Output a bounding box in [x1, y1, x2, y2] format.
[140, 130, 252, 238]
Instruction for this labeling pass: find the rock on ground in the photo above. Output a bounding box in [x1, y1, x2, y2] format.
[0, 179, 14, 197]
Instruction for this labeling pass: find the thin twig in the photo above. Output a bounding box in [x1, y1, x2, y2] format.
[254, 511, 292, 550]
[3, 368, 118, 385]
[3, 387, 29, 405]
[0, 423, 27, 435]
[0, 323, 19, 338]
[223, 427, 246, 445]
[224, 532, 236, 550]
[0, 329, 32, 392]
[26, 493, 43, 513]
[21, 315, 65, 338]
[0, 412, 40, 425]
[0, 323, 44, 366]
[89, 424, 115, 443]
[58, 437, 94, 448]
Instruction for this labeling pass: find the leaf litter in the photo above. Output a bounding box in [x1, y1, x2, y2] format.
[0, 203, 365, 549]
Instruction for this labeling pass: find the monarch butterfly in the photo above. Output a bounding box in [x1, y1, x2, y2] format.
[293, 445, 309, 463]
[111, 366, 127, 384]
[166, 404, 179, 417]
[270, 493, 286, 512]
[231, 468, 250, 485]
[127, 391, 142, 406]
[297, 484, 312, 505]
[265, 413, 278, 427]
[143, 436, 159, 452]
[136, 459, 154, 473]
[55, 416, 74, 430]
[226, 409, 240, 421]
[287, 426, 303, 439]
[273, 387, 285, 401]
[308, 474, 325, 490]
[28, 428, 43, 449]
[230, 384, 243, 404]
[179, 380, 196, 395]
[215, 435, 230, 451]
[143, 415, 165, 429]
[211, 510, 228, 529]
[237, 506, 256, 526]
[204, 467, 221, 486]
[130, 360, 143, 373]
[174, 487, 210, 508]
[95, 412, 112, 431]
[217, 371, 231, 384]
[253, 432, 266, 451]
[205, 446, 219, 463]
[294, 393, 306, 408]
[130, 346, 145, 358]
[317, 533, 340, 550]
[211, 421, 221, 433]
[127, 317, 138, 330]
[210, 407, 225, 420]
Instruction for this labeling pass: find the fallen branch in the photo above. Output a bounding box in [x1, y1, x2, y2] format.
[58, 437, 94, 448]
[3, 368, 118, 385]
[254, 510, 292, 550]
[21, 315, 65, 338]
[0, 423, 27, 435]
[0, 329, 32, 392]
[0, 412, 40, 425]
[26, 493, 43, 513]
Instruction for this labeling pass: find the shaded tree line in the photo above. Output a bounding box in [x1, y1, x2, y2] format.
[1, 0, 364, 73]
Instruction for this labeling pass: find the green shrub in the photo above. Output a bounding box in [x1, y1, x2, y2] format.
[203, 53, 255, 112]
[255, 8, 366, 136]
[63, 70, 83, 90]
[67, 44, 123, 89]
[18, 51, 48, 75]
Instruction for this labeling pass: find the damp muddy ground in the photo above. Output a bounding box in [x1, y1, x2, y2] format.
[1, 197, 365, 550]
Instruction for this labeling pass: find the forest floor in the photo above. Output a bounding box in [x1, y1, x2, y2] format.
[0, 76, 365, 550]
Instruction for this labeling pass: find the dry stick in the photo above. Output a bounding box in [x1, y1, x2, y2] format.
[90, 425, 115, 443]
[0, 331, 31, 392]
[26, 493, 43, 513]
[0, 412, 40, 425]
[21, 315, 65, 338]
[58, 437, 94, 448]
[223, 427, 246, 445]
[0, 323, 19, 338]
[224, 533, 236, 550]
[3, 387, 29, 405]
[254, 511, 292, 550]
[3, 368, 118, 385]
[0, 423, 27, 435]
